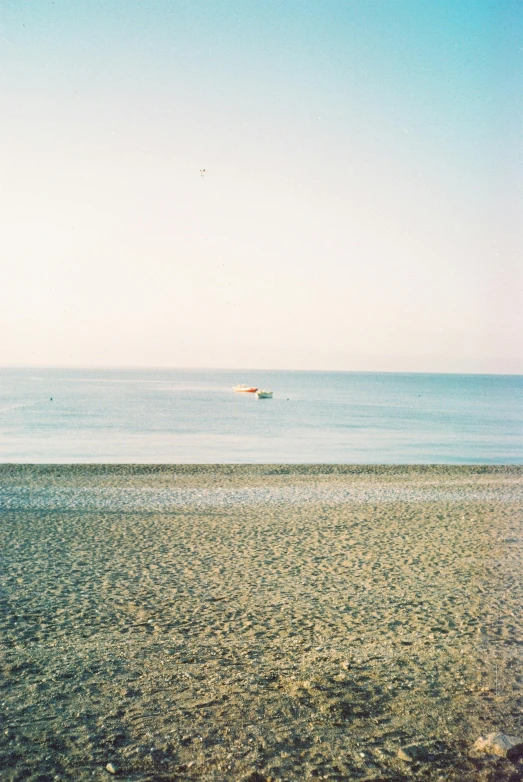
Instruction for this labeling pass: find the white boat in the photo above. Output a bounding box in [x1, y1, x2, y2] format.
[256, 390, 273, 399]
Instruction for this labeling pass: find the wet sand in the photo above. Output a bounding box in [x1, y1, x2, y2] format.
[1, 465, 522, 781]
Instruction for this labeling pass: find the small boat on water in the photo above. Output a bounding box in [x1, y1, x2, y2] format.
[256, 390, 273, 399]
[233, 384, 258, 393]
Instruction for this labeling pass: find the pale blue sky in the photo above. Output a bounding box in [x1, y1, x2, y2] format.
[1, 1, 522, 372]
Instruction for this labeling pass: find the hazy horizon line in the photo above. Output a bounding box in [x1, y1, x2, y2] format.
[1, 364, 522, 378]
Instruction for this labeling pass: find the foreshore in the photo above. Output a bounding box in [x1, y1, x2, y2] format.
[1, 465, 522, 780]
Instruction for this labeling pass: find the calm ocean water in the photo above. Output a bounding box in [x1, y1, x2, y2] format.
[0, 368, 521, 463]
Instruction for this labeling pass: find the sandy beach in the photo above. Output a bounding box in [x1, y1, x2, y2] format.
[1, 465, 522, 781]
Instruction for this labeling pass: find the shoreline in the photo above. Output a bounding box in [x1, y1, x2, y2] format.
[2, 463, 522, 473]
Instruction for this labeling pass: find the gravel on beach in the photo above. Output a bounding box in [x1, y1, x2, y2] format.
[1, 465, 522, 781]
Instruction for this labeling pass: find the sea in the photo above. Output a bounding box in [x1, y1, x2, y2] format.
[0, 367, 522, 464]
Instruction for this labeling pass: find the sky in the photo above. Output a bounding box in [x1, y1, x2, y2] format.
[1, 0, 522, 373]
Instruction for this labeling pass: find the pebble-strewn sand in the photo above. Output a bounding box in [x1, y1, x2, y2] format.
[1, 465, 522, 781]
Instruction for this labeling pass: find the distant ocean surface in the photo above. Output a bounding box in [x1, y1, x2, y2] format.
[0, 368, 522, 463]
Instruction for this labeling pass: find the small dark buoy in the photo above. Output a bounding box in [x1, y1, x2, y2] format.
[50, 397, 53, 401]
